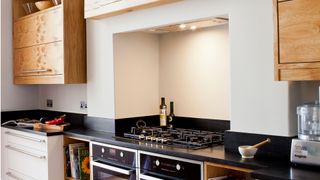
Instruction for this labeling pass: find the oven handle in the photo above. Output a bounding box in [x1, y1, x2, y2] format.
[139, 174, 163, 180]
[92, 161, 134, 175]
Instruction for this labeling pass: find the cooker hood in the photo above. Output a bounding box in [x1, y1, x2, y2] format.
[144, 17, 228, 34]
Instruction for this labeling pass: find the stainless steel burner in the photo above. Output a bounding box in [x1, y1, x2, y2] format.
[123, 127, 224, 149]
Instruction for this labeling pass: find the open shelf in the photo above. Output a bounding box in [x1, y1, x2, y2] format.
[13, 0, 62, 21]
[64, 136, 90, 180]
[205, 162, 254, 180]
[15, 4, 62, 22]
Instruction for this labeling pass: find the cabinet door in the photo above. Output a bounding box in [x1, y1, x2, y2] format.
[13, 6, 63, 48]
[6, 144, 48, 180]
[4, 168, 37, 180]
[14, 41, 64, 77]
[278, 0, 320, 63]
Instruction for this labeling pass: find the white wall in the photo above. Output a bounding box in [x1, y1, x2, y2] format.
[159, 25, 230, 120]
[114, 33, 159, 119]
[1, 0, 38, 111]
[86, 0, 299, 136]
[38, 85, 87, 113]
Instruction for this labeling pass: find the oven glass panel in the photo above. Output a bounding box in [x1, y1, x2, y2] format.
[140, 154, 201, 180]
[93, 166, 136, 180]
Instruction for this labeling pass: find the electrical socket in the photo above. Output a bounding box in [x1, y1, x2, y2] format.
[80, 101, 87, 109]
[46, 99, 53, 107]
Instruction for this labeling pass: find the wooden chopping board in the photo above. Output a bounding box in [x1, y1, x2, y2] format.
[33, 123, 70, 131]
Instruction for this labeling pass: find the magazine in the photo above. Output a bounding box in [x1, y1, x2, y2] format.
[69, 143, 85, 179]
[78, 147, 90, 180]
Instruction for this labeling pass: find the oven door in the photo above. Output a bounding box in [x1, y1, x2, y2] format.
[92, 160, 137, 180]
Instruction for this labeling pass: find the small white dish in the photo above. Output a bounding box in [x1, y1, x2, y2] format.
[238, 145, 258, 159]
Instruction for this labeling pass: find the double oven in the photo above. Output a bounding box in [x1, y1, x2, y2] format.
[90, 142, 203, 180]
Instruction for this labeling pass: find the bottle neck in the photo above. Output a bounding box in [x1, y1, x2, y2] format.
[169, 102, 174, 115]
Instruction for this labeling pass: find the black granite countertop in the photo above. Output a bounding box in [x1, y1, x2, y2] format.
[3, 126, 320, 180]
[64, 128, 320, 180]
[64, 128, 277, 169]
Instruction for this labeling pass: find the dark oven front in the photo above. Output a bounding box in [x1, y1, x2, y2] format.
[91, 142, 138, 180]
[139, 151, 203, 180]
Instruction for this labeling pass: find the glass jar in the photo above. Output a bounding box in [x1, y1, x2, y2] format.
[297, 102, 320, 141]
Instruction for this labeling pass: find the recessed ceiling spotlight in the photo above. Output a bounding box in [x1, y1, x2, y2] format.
[190, 25, 197, 30]
[179, 24, 187, 29]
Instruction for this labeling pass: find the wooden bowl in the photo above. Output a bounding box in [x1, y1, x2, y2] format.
[35, 1, 54, 11]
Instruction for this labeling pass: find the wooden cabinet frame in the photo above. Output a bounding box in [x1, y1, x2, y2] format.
[274, 0, 320, 81]
[205, 162, 253, 180]
[13, 0, 86, 84]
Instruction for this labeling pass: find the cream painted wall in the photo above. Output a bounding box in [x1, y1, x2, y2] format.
[114, 33, 160, 119]
[114, 26, 229, 120]
[159, 25, 230, 120]
[86, 0, 298, 136]
[1, 0, 38, 111]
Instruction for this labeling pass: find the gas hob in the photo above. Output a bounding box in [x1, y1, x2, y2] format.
[123, 127, 224, 149]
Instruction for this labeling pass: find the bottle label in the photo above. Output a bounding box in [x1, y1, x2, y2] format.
[160, 109, 166, 126]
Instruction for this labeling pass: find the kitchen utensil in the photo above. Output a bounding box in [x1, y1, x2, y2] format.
[238, 138, 271, 158]
[297, 102, 320, 141]
[22, 2, 39, 15]
[251, 138, 271, 149]
[33, 122, 70, 131]
[35, 1, 54, 11]
[238, 146, 257, 158]
[51, 0, 61, 6]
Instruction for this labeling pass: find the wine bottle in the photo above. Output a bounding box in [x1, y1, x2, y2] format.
[159, 97, 167, 127]
[167, 101, 175, 129]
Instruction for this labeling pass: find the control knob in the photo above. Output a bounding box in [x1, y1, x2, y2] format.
[155, 160, 160, 166]
[176, 164, 181, 171]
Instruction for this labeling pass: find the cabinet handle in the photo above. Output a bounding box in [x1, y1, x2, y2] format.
[20, 69, 52, 74]
[6, 172, 23, 180]
[5, 145, 46, 159]
[5, 131, 46, 143]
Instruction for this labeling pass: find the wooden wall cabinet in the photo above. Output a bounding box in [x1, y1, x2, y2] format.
[274, 0, 320, 81]
[13, 0, 86, 84]
[85, 0, 180, 19]
[205, 162, 254, 180]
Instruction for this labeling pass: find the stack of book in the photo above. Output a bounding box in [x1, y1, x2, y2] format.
[65, 143, 90, 180]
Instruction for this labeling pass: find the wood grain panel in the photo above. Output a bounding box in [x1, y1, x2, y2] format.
[279, 68, 320, 81]
[14, 41, 64, 77]
[278, 0, 320, 63]
[63, 0, 87, 84]
[14, 6, 63, 48]
[274, 0, 280, 80]
[14, 75, 64, 84]
[204, 162, 253, 180]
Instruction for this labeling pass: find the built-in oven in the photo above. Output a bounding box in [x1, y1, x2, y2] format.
[90, 142, 138, 180]
[138, 151, 203, 180]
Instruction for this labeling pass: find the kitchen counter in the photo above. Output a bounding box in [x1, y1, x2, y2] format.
[65, 128, 276, 169]
[64, 128, 320, 180]
[4, 126, 320, 180]
[251, 165, 320, 180]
